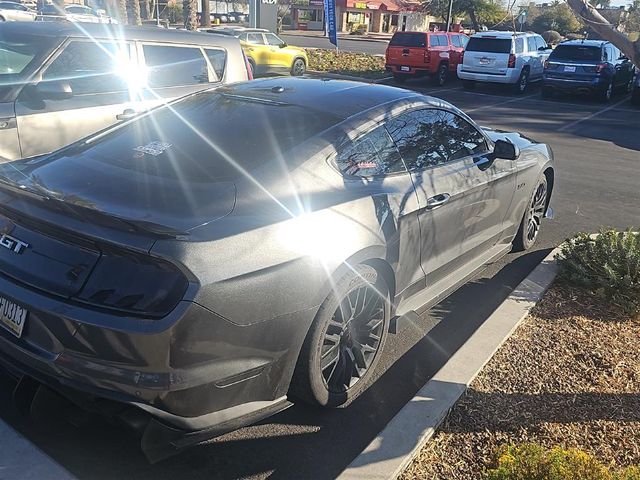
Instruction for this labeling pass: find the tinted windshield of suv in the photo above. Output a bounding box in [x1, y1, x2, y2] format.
[389, 32, 426, 48]
[550, 45, 601, 62]
[466, 37, 511, 53]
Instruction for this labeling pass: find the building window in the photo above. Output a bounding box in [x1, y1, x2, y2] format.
[347, 11, 365, 23]
[298, 8, 322, 21]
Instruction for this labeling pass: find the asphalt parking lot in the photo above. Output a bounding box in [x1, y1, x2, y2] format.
[0, 78, 638, 480]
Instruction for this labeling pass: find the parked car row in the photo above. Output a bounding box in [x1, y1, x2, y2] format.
[386, 30, 638, 104]
[0, 22, 249, 161]
[0, 1, 117, 23]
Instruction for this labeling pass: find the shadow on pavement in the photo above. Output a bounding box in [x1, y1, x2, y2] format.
[0, 248, 552, 480]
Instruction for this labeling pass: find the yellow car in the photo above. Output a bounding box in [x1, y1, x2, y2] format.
[231, 28, 308, 77]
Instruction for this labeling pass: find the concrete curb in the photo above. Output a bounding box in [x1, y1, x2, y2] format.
[339, 247, 561, 480]
[0, 419, 76, 480]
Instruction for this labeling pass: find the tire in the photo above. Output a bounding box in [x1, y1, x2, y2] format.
[0, 16, 5, 21]
[541, 87, 553, 99]
[513, 175, 548, 252]
[289, 265, 390, 408]
[514, 69, 529, 94]
[393, 73, 408, 84]
[291, 58, 306, 76]
[597, 81, 613, 103]
[463, 80, 476, 90]
[432, 63, 448, 87]
[247, 59, 256, 78]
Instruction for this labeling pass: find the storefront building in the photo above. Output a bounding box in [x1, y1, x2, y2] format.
[289, 0, 325, 30]
[335, 0, 431, 34]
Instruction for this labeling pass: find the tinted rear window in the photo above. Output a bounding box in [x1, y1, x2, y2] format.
[389, 32, 426, 48]
[466, 37, 511, 53]
[550, 45, 602, 62]
[40, 92, 341, 183]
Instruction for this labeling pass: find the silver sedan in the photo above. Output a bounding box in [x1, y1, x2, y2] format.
[0, 1, 36, 21]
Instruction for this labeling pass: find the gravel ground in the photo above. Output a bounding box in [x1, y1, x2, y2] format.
[400, 283, 640, 479]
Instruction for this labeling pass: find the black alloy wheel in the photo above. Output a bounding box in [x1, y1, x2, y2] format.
[289, 265, 390, 407]
[513, 175, 548, 251]
[433, 63, 448, 86]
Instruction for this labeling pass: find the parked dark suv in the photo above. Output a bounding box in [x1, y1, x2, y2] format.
[542, 39, 636, 102]
[632, 71, 640, 106]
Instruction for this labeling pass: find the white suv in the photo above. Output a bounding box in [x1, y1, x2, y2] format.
[458, 31, 552, 93]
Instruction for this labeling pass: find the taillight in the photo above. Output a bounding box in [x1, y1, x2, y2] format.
[508, 54, 516, 68]
[75, 251, 189, 317]
[244, 52, 254, 80]
[595, 63, 607, 73]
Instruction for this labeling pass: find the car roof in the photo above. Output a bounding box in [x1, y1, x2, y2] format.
[559, 39, 608, 47]
[0, 21, 239, 46]
[471, 31, 533, 39]
[214, 77, 445, 120]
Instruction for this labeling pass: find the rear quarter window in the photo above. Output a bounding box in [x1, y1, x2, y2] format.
[465, 37, 512, 54]
[390, 32, 426, 48]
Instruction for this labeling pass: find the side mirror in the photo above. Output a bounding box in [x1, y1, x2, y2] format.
[619, 54, 629, 61]
[35, 81, 73, 100]
[279, 42, 287, 48]
[492, 139, 519, 160]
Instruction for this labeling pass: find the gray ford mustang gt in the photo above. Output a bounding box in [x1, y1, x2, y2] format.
[0, 77, 554, 460]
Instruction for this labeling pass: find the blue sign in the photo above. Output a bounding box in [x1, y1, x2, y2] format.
[324, 0, 337, 47]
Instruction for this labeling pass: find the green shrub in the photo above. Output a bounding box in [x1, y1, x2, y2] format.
[542, 30, 562, 45]
[557, 229, 640, 314]
[349, 23, 368, 35]
[305, 49, 386, 79]
[487, 443, 640, 480]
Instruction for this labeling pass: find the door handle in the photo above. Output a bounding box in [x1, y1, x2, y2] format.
[426, 193, 451, 209]
[116, 108, 137, 121]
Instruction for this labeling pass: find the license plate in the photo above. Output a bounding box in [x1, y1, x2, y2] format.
[400, 66, 410, 72]
[0, 296, 27, 338]
[479, 58, 491, 65]
[564, 66, 576, 72]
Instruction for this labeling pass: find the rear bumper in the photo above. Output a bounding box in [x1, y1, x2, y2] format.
[385, 64, 435, 77]
[542, 76, 609, 93]
[0, 271, 314, 432]
[457, 65, 520, 84]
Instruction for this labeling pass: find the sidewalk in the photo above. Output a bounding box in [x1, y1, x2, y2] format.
[282, 29, 392, 43]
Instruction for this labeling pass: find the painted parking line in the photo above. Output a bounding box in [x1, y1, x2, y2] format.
[0, 419, 75, 480]
[465, 93, 539, 113]
[558, 97, 631, 132]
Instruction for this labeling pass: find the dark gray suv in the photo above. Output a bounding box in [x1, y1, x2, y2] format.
[0, 22, 249, 161]
[0, 77, 555, 460]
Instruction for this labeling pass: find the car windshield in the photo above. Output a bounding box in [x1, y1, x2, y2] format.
[550, 45, 602, 62]
[466, 37, 512, 53]
[389, 32, 426, 48]
[0, 32, 52, 101]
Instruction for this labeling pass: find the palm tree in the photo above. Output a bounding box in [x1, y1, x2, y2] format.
[117, 0, 127, 23]
[183, 0, 198, 29]
[126, 0, 142, 25]
[140, 0, 151, 20]
[201, 0, 211, 27]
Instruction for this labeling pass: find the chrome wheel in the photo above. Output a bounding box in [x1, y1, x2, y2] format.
[516, 71, 528, 94]
[321, 284, 384, 393]
[291, 58, 305, 76]
[526, 181, 547, 244]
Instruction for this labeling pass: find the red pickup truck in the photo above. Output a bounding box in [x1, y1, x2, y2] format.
[385, 31, 469, 86]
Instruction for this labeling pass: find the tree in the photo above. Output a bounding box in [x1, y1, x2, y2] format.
[566, 0, 640, 65]
[428, 0, 509, 30]
[126, 0, 142, 24]
[183, 0, 198, 30]
[530, 2, 581, 36]
[117, 0, 127, 23]
[140, 0, 151, 20]
[201, 0, 211, 27]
